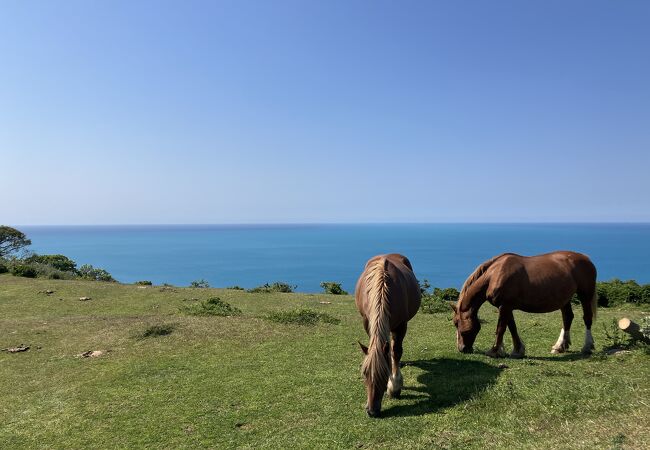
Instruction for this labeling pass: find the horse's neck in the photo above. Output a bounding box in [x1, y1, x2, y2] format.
[461, 277, 488, 313]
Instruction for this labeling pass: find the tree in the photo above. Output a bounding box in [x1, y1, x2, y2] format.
[77, 264, 115, 282]
[0, 226, 31, 258]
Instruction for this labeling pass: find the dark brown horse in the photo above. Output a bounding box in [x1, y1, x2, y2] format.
[451, 251, 597, 358]
[355, 254, 421, 417]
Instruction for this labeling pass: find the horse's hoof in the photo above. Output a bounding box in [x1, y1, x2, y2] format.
[581, 347, 594, 355]
[551, 347, 564, 354]
[510, 351, 525, 359]
[485, 349, 505, 358]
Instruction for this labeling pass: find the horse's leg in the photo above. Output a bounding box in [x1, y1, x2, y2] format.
[580, 291, 596, 354]
[387, 322, 407, 399]
[486, 308, 509, 358]
[508, 314, 526, 358]
[551, 303, 574, 354]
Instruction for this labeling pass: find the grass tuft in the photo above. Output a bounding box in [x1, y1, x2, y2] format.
[181, 297, 242, 316]
[138, 323, 176, 338]
[266, 308, 340, 325]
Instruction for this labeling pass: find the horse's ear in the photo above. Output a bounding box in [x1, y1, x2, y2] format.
[449, 301, 457, 313]
[358, 341, 368, 355]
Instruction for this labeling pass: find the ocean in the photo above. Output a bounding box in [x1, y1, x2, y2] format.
[18, 224, 650, 292]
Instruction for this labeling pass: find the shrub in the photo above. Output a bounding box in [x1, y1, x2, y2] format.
[78, 264, 116, 282]
[225, 285, 245, 290]
[0, 260, 7, 274]
[433, 287, 460, 302]
[25, 254, 77, 272]
[31, 262, 73, 280]
[421, 296, 451, 314]
[320, 282, 348, 295]
[10, 264, 37, 278]
[267, 308, 340, 325]
[135, 280, 153, 286]
[596, 279, 644, 307]
[603, 318, 629, 350]
[182, 297, 241, 316]
[248, 282, 296, 293]
[419, 284, 460, 314]
[190, 279, 210, 288]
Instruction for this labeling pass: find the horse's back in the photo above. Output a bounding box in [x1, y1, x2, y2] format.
[355, 254, 421, 327]
[486, 251, 596, 311]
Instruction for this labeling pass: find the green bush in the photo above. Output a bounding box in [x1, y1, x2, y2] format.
[248, 282, 296, 293]
[320, 282, 348, 295]
[190, 279, 210, 288]
[267, 308, 339, 325]
[135, 280, 153, 286]
[0, 260, 7, 274]
[225, 285, 245, 290]
[10, 264, 37, 278]
[78, 264, 115, 282]
[419, 283, 460, 314]
[596, 279, 647, 306]
[25, 254, 77, 272]
[182, 297, 241, 316]
[421, 296, 451, 314]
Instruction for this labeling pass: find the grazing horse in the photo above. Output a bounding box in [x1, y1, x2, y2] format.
[451, 251, 598, 358]
[355, 254, 421, 417]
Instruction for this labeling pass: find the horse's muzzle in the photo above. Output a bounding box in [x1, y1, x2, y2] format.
[366, 408, 381, 418]
[458, 344, 473, 353]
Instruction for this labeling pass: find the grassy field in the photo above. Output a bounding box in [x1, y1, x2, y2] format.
[1, 274, 648, 449]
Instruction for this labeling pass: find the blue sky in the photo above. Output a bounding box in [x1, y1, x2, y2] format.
[2, 1, 649, 224]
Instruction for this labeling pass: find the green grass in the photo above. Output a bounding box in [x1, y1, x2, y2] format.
[266, 308, 340, 325]
[0, 274, 648, 449]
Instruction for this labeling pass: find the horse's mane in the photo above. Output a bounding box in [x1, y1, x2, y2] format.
[459, 254, 507, 303]
[361, 257, 391, 388]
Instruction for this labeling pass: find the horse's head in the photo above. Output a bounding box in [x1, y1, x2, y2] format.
[450, 302, 480, 353]
[358, 341, 390, 418]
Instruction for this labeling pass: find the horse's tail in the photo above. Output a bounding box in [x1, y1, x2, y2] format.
[361, 257, 391, 387]
[460, 254, 504, 299]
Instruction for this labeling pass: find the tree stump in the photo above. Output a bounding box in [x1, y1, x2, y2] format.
[618, 318, 647, 342]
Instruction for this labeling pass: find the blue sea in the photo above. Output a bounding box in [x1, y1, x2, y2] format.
[18, 224, 650, 292]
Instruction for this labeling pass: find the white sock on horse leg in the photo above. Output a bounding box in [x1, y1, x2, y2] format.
[552, 328, 570, 352]
[387, 369, 403, 394]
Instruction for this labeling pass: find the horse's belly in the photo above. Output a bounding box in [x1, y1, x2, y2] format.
[518, 302, 567, 314]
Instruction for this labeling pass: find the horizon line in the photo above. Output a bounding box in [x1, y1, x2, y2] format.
[13, 221, 650, 227]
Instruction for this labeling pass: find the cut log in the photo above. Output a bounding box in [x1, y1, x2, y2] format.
[618, 318, 646, 342]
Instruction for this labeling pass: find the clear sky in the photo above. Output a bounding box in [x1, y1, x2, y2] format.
[2, 1, 649, 225]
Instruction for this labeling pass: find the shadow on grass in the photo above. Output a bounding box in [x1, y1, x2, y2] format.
[381, 358, 501, 418]
[526, 352, 590, 362]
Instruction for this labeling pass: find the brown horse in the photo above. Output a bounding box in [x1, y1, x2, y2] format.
[451, 251, 597, 358]
[355, 254, 421, 417]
